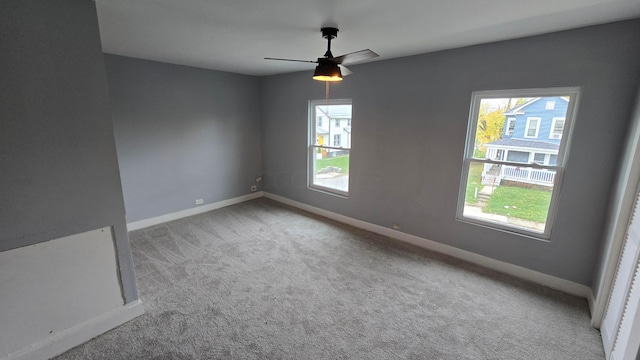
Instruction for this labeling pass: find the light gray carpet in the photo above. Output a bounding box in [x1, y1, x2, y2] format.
[55, 198, 604, 359]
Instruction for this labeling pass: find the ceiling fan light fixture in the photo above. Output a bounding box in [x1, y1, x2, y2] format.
[312, 61, 342, 82]
[265, 27, 378, 81]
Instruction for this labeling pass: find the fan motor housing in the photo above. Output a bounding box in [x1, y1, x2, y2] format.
[321, 27, 338, 39]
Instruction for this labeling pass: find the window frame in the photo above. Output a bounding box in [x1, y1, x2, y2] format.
[456, 87, 580, 240]
[550, 117, 565, 140]
[505, 118, 516, 136]
[308, 99, 352, 197]
[524, 117, 541, 138]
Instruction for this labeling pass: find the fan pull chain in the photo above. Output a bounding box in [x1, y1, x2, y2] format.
[325, 81, 330, 103]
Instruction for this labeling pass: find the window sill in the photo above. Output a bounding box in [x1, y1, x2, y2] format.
[308, 185, 348, 199]
[456, 215, 551, 242]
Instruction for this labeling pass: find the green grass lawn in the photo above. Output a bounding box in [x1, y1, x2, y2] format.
[464, 161, 552, 223]
[465, 162, 484, 204]
[483, 185, 552, 223]
[316, 155, 349, 174]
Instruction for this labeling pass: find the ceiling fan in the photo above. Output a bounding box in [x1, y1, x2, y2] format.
[265, 27, 379, 81]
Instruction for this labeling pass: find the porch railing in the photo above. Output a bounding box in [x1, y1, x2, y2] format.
[501, 165, 555, 185]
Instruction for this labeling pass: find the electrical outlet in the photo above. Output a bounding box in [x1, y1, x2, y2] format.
[195, 199, 204, 205]
[250, 185, 257, 192]
[392, 223, 400, 230]
[255, 176, 263, 182]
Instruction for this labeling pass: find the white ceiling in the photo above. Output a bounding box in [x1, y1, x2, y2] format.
[95, 0, 640, 77]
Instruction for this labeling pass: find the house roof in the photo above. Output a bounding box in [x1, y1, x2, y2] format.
[485, 138, 559, 151]
[316, 105, 351, 119]
[503, 97, 569, 115]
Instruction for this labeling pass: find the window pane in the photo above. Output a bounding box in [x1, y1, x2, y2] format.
[461, 90, 578, 238]
[463, 160, 553, 234]
[551, 118, 565, 139]
[506, 118, 516, 135]
[310, 101, 352, 195]
[526, 118, 539, 137]
[312, 149, 349, 193]
[507, 151, 529, 163]
[473, 97, 567, 163]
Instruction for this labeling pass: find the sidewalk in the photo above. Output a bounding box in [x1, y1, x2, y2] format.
[464, 205, 545, 232]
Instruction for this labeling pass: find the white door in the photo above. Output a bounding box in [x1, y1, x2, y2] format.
[601, 190, 640, 360]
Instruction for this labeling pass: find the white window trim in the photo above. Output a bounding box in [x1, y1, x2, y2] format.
[524, 117, 541, 138]
[308, 99, 352, 198]
[532, 153, 547, 165]
[550, 117, 565, 140]
[456, 87, 580, 240]
[506, 118, 516, 136]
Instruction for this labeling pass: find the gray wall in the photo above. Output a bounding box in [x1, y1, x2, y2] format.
[592, 83, 640, 304]
[104, 55, 262, 222]
[0, 1, 137, 301]
[261, 19, 640, 286]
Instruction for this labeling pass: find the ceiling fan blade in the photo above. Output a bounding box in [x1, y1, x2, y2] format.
[339, 64, 352, 76]
[332, 49, 379, 64]
[264, 57, 317, 63]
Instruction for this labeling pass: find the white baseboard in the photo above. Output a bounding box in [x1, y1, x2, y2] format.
[127, 192, 264, 231]
[4, 300, 144, 360]
[264, 192, 592, 300]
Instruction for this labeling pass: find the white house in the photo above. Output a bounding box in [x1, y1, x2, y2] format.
[315, 104, 351, 156]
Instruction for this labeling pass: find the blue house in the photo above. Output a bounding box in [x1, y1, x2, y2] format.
[482, 96, 568, 186]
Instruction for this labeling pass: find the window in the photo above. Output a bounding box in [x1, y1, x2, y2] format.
[506, 118, 516, 136]
[317, 117, 323, 127]
[507, 151, 529, 163]
[309, 99, 352, 196]
[525, 117, 540, 138]
[550, 118, 565, 139]
[333, 134, 341, 147]
[545, 100, 556, 110]
[457, 88, 580, 239]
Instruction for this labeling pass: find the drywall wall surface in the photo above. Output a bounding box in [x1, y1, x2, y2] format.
[592, 82, 640, 316]
[104, 55, 262, 223]
[0, 1, 137, 301]
[261, 19, 640, 286]
[0, 227, 123, 358]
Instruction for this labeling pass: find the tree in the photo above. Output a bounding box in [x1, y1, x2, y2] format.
[476, 106, 505, 147]
[474, 97, 531, 155]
